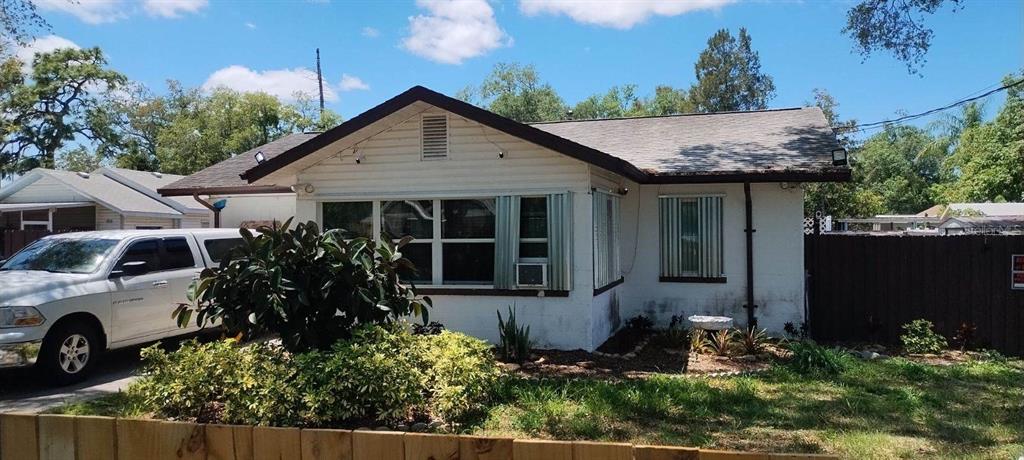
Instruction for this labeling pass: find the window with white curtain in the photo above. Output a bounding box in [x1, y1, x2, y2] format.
[659, 196, 724, 280]
[592, 191, 620, 289]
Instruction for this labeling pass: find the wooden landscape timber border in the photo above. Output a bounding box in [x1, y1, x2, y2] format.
[0, 413, 837, 460]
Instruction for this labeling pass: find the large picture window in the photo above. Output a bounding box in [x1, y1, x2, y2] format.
[382, 200, 434, 283]
[441, 199, 495, 285]
[659, 196, 724, 280]
[322, 201, 372, 238]
[319, 194, 570, 290]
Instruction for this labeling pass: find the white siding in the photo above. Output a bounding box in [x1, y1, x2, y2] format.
[617, 182, 805, 334]
[297, 107, 589, 198]
[295, 106, 598, 350]
[123, 215, 177, 229]
[4, 175, 90, 203]
[180, 214, 212, 228]
[211, 194, 296, 228]
[95, 206, 122, 230]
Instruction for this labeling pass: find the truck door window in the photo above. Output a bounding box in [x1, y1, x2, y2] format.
[114, 240, 159, 274]
[161, 237, 196, 270]
[203, 238, 244, 263]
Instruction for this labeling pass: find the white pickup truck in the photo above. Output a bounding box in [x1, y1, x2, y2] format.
[0, 229, 244, 384]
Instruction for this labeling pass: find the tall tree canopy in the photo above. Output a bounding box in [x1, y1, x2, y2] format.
[689, 28, 775, 113]
[1, 47, 126, 176]
[458, 62, 567, 123]
[933, 74, 1024, 203]
[1, 0, 47, 51]
[843, 0, 963, 75]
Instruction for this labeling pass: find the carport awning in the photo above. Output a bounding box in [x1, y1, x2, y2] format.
[0, 202, 92, 212]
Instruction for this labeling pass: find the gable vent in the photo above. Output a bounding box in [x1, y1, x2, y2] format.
[421, 114, 449, 160]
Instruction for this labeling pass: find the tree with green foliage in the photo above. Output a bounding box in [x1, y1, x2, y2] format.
[933, 73, 1024, 203]
[843, 0, 963, 75]
[1, 47, 126, 175]
[458, 62, 566, 123]
[1, 0, 48, 51]
[56, 145, 103, 172]
[645, 85, 693, 116]
[854, 124, 945, 215]
[571, 84, 645, 120]
[689, 28, 775, 113]
[803, 88, 876, 218]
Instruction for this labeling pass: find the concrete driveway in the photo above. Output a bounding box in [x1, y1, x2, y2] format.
[0, 346, 141, 414]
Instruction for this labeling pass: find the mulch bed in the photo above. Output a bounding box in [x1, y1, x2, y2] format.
[504, 341, 784, 380]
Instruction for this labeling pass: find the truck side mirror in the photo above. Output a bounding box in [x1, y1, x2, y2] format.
[111, 260, 148, 278]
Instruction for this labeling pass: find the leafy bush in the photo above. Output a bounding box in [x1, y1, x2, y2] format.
[174, 219, 431, 353]
[497, 306, 532, 364]
[786, 341, 852, 376]
[412, 321, 446, 336]
[783, 321, 809, 340]
[625, 314, 653, 332]
[952, 322, 976, 351]
[131, 325, 499, 426]
[734, 327, 769, 355]
[900, 319, 948, 354]
[417, 331, 501, 421]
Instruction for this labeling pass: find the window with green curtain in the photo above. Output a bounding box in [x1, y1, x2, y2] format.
[593, 191, 620, 289]
[659, 196, 724, 278]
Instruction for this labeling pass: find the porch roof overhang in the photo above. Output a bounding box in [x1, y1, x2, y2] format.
[0, 202, 93, 213]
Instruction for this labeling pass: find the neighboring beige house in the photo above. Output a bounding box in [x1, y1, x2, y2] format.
[0, 167, 213, 232]
[160, 86, 850, 350]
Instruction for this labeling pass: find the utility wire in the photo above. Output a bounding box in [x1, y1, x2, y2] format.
[851, 77, 1024, 132]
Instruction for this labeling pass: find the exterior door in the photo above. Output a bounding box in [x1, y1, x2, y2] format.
[108, 239, 170, 343]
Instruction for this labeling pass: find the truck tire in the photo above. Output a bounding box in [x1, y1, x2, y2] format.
[38, 322, 101, 385]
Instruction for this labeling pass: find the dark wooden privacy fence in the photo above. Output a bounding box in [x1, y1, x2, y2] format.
[805, 234, 1024, 356]
[0, 229, 52, 258]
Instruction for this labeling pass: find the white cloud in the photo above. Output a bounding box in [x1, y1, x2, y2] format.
[15, 35, 81, 68]
[339, 74, 370, 91]
[518, 0, 734, 29]
[34, 0, 207, 24]
[245, 22, 257, 29]
[361, 26, 380, 38]
[142, 0, 208, 18]
[35, 0, 126, 24]
[402, 0, 511, 65]
[202, 65, 338, 102]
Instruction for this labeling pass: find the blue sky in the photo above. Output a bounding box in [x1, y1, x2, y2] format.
[22, 0, 1024, 139]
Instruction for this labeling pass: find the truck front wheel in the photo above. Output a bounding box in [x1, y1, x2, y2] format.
[38, 322, 101, 385]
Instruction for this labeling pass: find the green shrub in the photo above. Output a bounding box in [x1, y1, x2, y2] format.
[294, 324, 425, 424]
[708, 329, 735, 356]
[130, 325, 499, 427]
[689, 329, 711, 354]
[786, 341, 852, 376]
[497, 306, 532, 364]
[174, 220, 431, 353]
[899, 319, 948, 354]
[417, 331, 501, 421]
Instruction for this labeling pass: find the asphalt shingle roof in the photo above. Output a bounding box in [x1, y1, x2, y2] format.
[42, 169, 182, 216]
[529, 107, 842, 176]
[158, 133, 318, 194]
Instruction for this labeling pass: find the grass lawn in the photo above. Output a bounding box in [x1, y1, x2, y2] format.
[469, 357, 1024, 459]
[50, 356, 1023, 459]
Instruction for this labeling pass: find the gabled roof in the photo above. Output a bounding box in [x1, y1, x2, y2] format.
[158, 133, 316, 196]
[944, 202, 1024, 217]
[530, 107, 847, 181]
[160, 85, 850, 196]
[0, 168, 210, 218]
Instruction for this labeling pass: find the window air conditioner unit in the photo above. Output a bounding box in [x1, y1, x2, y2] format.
[516, 263, 547, 288]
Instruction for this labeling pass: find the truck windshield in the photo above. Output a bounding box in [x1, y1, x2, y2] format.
[0, 238, 119, 274]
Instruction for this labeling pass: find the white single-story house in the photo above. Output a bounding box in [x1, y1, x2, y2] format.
[159, 86, 850, 351]
[0, 167, 213, 233]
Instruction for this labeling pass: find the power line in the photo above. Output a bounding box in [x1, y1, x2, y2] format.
[851, 77, 1024, 132]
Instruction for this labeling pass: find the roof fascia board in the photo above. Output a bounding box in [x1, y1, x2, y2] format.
[0, 171, 44, 201]
[157, 185, 295, 197]
[99, 167, 204, 213]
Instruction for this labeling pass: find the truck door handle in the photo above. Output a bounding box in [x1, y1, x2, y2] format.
[152, 281, 169, 288]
